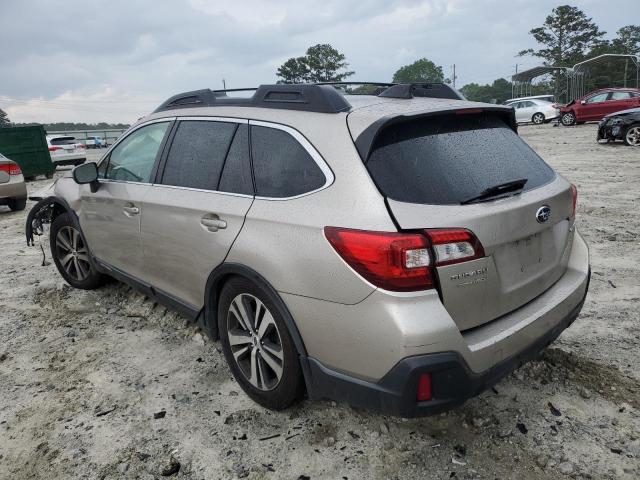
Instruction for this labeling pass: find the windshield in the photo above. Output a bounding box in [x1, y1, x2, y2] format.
[366, 113, 555, 205]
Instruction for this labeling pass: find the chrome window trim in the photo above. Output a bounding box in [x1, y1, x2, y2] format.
[148, 183, 254, 199]
[175, 116, 248, 124]
[249, 119, 335, 201]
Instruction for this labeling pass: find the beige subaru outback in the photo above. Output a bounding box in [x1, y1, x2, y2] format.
[26, 83, 590, 417]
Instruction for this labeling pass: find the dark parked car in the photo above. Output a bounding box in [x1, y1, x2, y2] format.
[560, 88, 640, 126]
[597, 107, 640, 146]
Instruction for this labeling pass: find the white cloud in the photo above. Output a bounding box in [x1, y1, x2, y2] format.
[0, 0, 633, 123]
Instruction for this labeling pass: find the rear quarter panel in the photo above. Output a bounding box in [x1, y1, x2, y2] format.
[226, 113, 396, 305]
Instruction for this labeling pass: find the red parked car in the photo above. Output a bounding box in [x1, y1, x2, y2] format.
[560, 88, 640, 126]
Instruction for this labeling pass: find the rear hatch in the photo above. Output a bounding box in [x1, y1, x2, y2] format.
[350, 106, 575, 331]
[50, 136, 78, 154]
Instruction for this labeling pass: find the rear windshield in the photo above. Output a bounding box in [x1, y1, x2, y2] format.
[366, 114, 555, 205]
[50, 137, 77, 145]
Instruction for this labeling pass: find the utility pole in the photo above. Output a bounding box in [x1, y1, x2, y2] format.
[451, 64, 457, 88]
[222, 78, 227, 90]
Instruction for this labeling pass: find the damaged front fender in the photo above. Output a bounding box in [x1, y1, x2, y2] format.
[25, 196, 76, 246]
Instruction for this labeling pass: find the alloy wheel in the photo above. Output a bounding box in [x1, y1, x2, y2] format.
[625, 126, 640, 146]
[561, 113, 575, 126]
[55, 226, 91, 281]
[532, 113, 544, 124]
[227, 293, 284, 391]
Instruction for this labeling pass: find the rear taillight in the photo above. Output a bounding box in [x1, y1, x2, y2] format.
[324, 227, 484, 292]
[324, 227, 433, 292]
[552, 103, 560, 108]
[426, 229, 485, 267]
[48, 146, 61, 151]
[77, 144, 86, 149]
[0, 162, 21, 175]
[570, 184, 577, 219]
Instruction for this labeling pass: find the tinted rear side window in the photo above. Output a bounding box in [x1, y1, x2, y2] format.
[251, 126, 326, 198]
[366, 114, 555, 205]
[161, 120, 237, 190]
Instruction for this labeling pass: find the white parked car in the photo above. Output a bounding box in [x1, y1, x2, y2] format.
[46, 135, 87, 166]
[506, 99, 560, 125]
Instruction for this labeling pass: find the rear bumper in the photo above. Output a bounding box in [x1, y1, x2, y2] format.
[306, 270, 589, 417]
[0, 179, 28, 202]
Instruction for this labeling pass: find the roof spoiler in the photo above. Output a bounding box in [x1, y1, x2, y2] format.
[354, 106, 517, 161]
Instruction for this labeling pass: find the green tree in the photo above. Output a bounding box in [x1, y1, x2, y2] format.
[460, 78, 514, 104]
[276, 57, 309, 84]
[0, 108, 10, 128]
[611, 25, 640, 54]
[392, 58, 445, 83]
[518, 5, 605, 66]
[276, 44, 354, 84]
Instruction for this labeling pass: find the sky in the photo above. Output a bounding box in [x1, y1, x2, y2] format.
[0, 0, 634, 124]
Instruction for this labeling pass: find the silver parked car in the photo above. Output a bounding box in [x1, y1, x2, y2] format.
[26, 83, 590, 417]
[506, 98, 560, 124]
[0, 152, 27, 211]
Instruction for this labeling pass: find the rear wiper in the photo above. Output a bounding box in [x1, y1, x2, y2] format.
[461, 178, 528, 205]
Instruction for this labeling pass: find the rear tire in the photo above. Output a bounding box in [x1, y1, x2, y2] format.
[561, 112, 576, 126]
[8, 198, 26, 211]
[50, 213, 104, 289]
[218, 277, 304, 410]
[532, 112, 545, 124]
[623, 124, 640, 146]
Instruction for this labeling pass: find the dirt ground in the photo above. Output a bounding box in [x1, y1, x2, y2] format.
[1, 124, 639, 480]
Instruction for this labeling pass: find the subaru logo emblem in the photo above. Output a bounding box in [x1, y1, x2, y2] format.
[536, 205, 551, 223]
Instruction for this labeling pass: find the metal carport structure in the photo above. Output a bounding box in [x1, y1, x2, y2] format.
[569, 54, 639, 100]
[511, 66, 570, 103]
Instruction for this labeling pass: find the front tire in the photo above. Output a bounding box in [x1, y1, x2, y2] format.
[561, 112, 576, 126]
[218, 277, 304, 410]
[624, 124, 640, 146]
[532, 112, 545, 124]
[50, 213, 104, 289]
[8, 198, 26, 211]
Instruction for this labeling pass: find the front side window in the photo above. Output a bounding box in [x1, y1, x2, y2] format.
[251, 125, 326, 198]
[161, 120, 237, 191]
[104, 122, 170, 182]
[585, 93, 608, 104]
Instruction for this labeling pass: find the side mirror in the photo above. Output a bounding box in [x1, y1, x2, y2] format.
[73, 162, 99, 192]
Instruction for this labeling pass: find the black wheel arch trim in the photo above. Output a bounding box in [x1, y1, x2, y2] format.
[26, 196, 81, 246]
[203, 263, 308, 355]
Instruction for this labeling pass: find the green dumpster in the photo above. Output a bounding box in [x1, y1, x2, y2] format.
[0, 126, 55, 179]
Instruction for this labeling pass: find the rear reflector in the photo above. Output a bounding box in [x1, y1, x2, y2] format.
[417, 373, 432, 401]
[455, 108, 483, 115]
[425, 229, 485, 267]
[324, 227, 434, 292]
[570, 184, 577, 219]
[0, 162, 22, 176]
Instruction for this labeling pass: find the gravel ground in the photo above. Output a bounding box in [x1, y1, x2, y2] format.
[1, 124, 639, 479]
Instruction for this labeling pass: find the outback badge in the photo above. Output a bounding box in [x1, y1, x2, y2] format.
[536, 205, 551, 223]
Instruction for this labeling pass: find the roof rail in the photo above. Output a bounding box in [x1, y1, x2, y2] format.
[154, 84, 352, 114]
[318, 81, 465, 100]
